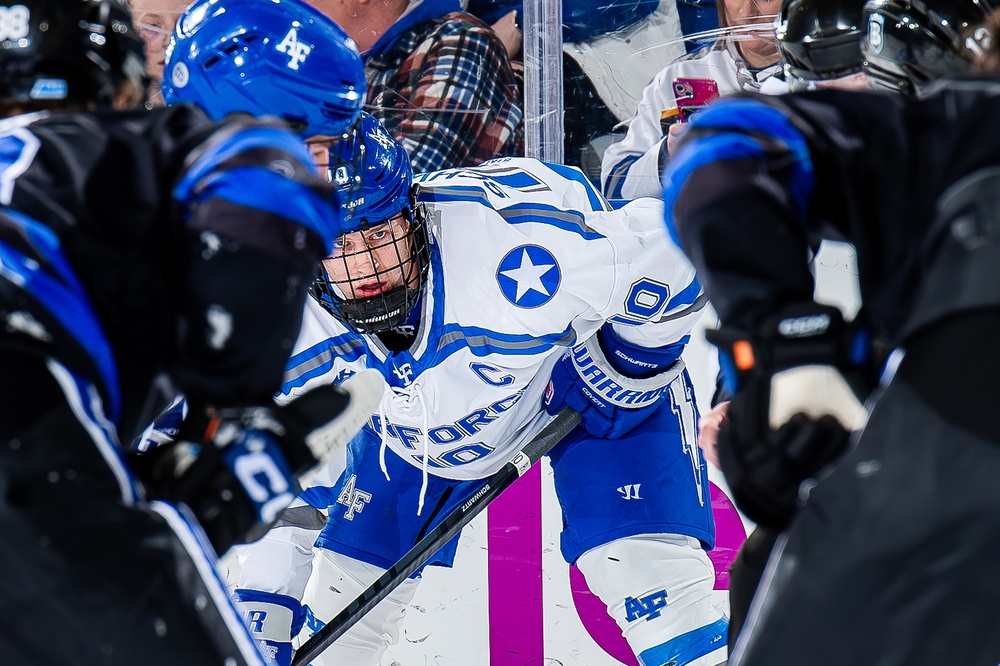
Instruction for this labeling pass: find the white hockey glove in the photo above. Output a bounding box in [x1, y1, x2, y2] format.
[131, 371, 380, 554]
[545, 326, 686, 439]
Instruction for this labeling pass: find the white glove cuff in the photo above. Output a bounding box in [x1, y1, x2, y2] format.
[570, 335, 686, 409]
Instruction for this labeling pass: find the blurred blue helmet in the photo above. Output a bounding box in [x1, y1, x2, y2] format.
[312, 113, 427, 334]
[162, 0, 365, 137]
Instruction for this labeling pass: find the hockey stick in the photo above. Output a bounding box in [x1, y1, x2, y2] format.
[291, 406, 583, 666]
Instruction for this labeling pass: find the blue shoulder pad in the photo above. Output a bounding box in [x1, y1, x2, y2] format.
[174, 125, 340, 251]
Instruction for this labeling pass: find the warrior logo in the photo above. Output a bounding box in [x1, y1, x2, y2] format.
[617, 484, 643, 500]
[275, 27, 312, 70]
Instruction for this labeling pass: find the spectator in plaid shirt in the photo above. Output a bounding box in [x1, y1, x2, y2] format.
[310, 0, 524, 172]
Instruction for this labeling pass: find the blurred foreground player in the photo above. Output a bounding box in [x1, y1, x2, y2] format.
[0, 0, 377, 664]
[665, 2, 1000, 664]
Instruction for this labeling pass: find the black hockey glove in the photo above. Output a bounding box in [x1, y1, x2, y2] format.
[707, 303, 874, 529]
[131, 372, 380, 554]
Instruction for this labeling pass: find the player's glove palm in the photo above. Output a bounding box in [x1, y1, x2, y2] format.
[709, 303, 873, 529]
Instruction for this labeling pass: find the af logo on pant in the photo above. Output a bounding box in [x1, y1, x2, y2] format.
[624, 590, 668, 622]
[336, 474, 372, 520]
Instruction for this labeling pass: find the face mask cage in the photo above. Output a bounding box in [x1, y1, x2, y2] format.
[311, 207, 430, 334]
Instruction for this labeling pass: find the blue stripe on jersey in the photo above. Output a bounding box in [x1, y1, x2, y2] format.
[0, 211, 120, 418]
[48, 360, 138, 503]
[497, 203, 605, 240]
[604, 154, 640, 201]
[281, 335, 367, 395]
[637, 617, 728, 666]
[149, 501, 270, 666]
[543, 161, 610, 212]
[665, 276, 702, 311]
[435, 322, 576, 357]
[662, 98, 815, 246]
[414, 185, 493, 208]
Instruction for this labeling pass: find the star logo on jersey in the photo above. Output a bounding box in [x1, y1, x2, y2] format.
[496, 245, 560, 308]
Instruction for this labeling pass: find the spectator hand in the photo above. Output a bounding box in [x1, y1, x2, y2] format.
[666, 122, 688, 157]
[697, 401, 729, 469]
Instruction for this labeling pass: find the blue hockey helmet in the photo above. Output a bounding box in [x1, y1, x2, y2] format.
[327, 112, 414, 232]
[312, 113, 428, 335]
[161, 0, 365, 137]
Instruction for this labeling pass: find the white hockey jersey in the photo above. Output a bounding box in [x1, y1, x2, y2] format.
[280, 158, 705, 482]
[600, 40, 785, 202]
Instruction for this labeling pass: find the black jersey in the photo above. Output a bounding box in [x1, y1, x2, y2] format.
[0, 103, 338, 439]
[667, 78, 1000, 343]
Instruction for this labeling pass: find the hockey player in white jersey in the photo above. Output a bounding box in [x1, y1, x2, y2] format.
[158, 4, 725, 662]
[229, 116, 727, 666]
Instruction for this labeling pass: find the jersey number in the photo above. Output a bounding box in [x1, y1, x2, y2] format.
[0, 6, 29, 41]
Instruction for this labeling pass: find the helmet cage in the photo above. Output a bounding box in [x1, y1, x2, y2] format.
[311, 206, 430, 335]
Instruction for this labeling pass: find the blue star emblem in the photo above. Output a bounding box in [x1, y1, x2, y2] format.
[496, 245, 560, 308]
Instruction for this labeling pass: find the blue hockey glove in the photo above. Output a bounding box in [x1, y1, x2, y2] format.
[707, 302, 875, 529]
[233, 589, 307, 666]
[544, 326, 687, 439]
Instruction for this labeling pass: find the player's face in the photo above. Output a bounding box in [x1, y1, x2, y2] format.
[129, 0, 190, 99]
[725, 0, 780, 68]
[306, 135, 337, 176]
[322, 215, 419, 300]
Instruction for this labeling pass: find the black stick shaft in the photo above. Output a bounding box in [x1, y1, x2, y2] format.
[292, 407, 582, 666]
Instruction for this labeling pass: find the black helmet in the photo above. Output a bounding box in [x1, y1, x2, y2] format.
[777, 0, 867, 89]
[862, 0, 995, 94]
[0, 0, 146, 108]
